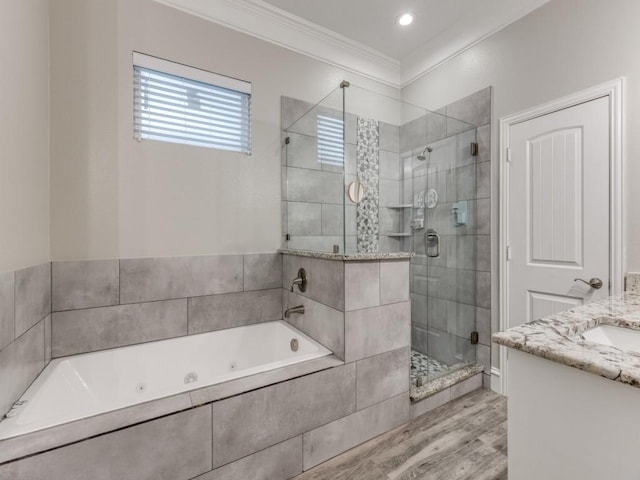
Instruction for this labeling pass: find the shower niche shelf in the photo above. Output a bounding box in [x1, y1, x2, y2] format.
[382, 204, 413, 208]
[384, 232, 412, 237]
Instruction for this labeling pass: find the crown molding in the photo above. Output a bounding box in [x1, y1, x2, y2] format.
[153, 0, 550, 90]
[153, 0, 402, 87]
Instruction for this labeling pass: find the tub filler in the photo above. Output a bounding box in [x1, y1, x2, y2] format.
[0, 320, 338, 464]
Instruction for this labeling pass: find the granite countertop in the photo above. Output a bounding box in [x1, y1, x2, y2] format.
[279, 249, 414, 261]
[493, 293, 640, 388]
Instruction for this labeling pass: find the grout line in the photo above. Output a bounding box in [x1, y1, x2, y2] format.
[118, 259, 121, 306]
[242, 255, 246, 292]
[378, 260, 382, 306]
[214, 400, 219, 471]
[49, 261, 52, 320]
[50, 288, 284, 314]
[186, 295, 190, 335]
[48, 262, 52, 364]
[12, 270, 16, 344]
[300, 433, 304, 472]
[52, 284, 285, 315]
[354, 360, 358, 410]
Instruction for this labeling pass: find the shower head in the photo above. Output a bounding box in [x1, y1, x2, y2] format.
[417, 146, 433, 161]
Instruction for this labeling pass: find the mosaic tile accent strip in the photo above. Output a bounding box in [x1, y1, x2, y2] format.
[356, 117, 380, 253]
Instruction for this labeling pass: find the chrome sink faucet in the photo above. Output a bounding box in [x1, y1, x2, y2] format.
[290, 268, 307, 292]
[284, 305, 305, 319]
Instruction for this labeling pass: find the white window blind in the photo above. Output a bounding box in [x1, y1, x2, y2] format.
[133, 52, 251, 154]
[317, 114, 344, 167]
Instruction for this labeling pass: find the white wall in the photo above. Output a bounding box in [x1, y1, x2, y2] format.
[50, 0, 119, 262]
[0, 0, 50, 272]
[49, 0, 397, 261]
[402, 0, 640, 368]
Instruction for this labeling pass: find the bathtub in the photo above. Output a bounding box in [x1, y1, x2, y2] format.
[0, 320, 331, 441]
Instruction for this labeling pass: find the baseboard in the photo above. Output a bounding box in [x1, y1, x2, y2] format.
[490, 367, 502, 395]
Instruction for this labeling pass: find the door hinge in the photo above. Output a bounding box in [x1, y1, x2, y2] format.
[506, 246, 512, 261]
[506, 147, 512, 163]
[285, 136, 290, 145]
[285, 233, 291, 241]
[470, 142, 479, 156]
[470, 331, 479, 345]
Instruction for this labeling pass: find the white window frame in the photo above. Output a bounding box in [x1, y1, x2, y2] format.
[133, 52, 252, 154]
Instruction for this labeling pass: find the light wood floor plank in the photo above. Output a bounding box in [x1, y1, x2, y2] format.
[294, 389, 507, 480]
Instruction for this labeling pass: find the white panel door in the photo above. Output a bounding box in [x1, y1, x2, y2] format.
[508, 96, 610, 329]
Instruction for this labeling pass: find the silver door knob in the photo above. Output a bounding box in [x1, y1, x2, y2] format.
[574, 277, 603, 289]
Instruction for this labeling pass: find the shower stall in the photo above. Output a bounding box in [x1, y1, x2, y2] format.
[281, 83, 481, 389]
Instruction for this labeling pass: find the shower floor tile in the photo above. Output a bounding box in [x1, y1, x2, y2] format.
[410, 350, 449, 383]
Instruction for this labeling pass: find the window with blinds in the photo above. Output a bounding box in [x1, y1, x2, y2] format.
[317, 114, 344, 167]
[133, 52, 251, 154]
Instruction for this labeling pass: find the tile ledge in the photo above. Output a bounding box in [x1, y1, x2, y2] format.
[279, 249, 413, 262]
[410, 364, 484, 402]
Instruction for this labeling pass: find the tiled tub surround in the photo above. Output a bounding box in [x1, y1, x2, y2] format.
[281, 253, 414, 461]
[279, 252, 483, 439]
[0, 352, 343, 467]
[0, 263, 51, 422]
[50, 253, 282, 357]
[0, 321, 332, 441]
[0, 251, 414, 478]
[0, 253, 285, 459]
[493, 293, 640, 388]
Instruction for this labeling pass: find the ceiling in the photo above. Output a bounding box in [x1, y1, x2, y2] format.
[262, 0, 480, 60]
[154, 0, 551, 87]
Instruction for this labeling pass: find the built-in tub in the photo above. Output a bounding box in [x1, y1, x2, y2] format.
[0, 320, 332, 441]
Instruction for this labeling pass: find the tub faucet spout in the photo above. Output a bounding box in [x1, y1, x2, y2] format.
[284, 305, 305, 319]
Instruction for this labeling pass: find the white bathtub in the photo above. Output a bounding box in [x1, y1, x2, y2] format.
[0, 320, 331, 440]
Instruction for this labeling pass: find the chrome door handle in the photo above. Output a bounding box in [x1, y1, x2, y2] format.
[574, 277, 603, 290]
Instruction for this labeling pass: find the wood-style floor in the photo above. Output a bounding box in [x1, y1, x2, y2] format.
[294, 389, 507, 480]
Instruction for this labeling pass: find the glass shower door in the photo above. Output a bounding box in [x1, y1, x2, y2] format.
[410, 118, 479, 385]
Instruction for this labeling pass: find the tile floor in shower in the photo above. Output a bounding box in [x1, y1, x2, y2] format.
[410, 349, 473, 385]
[410, 350, 449, 383]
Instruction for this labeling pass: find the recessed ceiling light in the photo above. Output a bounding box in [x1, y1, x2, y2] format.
[397, 13, 414, 26]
